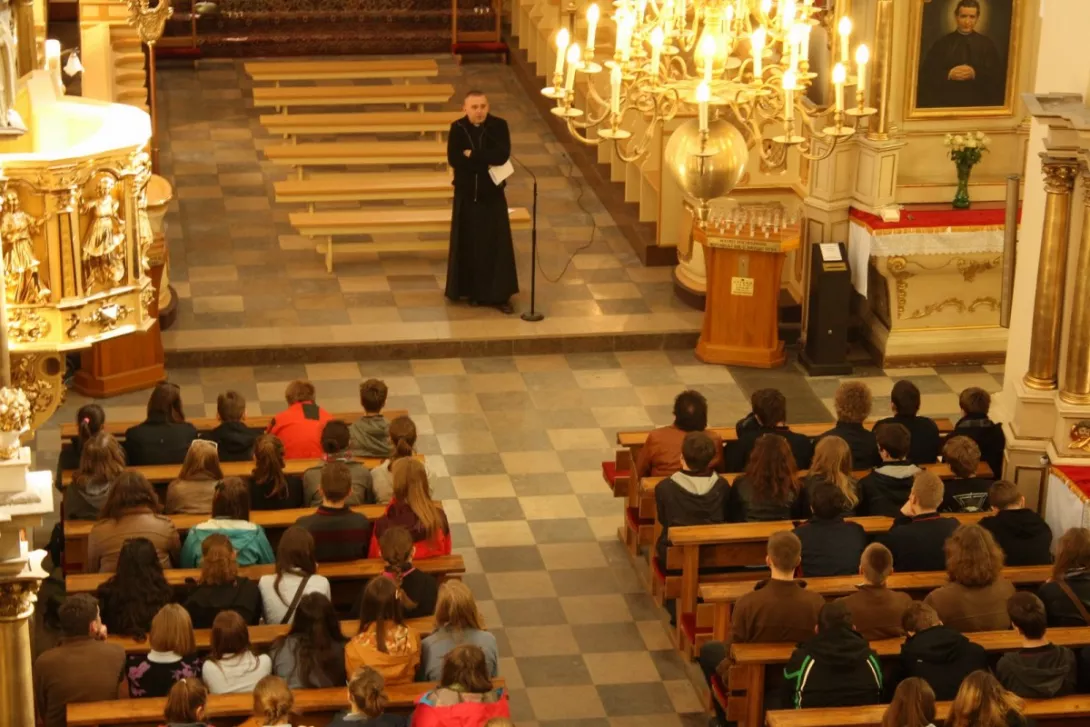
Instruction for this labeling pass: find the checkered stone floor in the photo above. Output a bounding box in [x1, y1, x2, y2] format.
[32, 351, 1003, 725]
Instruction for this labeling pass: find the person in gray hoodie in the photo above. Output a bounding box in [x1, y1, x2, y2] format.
[349, 379, 392, 458]
[654, 431, 730, 567]
[996, 592, 1077, 699]
[65, 432, 126, 520]
[857, 423, 921, 517]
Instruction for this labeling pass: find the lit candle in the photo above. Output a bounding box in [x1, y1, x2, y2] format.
[649, 26, 664, 79]
[855, 43, 869, 94]
[751, 27, 766, 81]
[555, 28, 570, 76]
[611, 63, 622, 114]
[620, 16, 633, 61]
[637, 0, 648, 23]
[700, 32, 716, 84]
[565, 42, 582, 92]
[832, 62, 846, 112]
[782, 68, 796, 122]
[677, 0, 686, 26]
[45, 39, 62, 94]
[781, 0, 796, 28]
[586, 3, 600, 51]
[760, 0, 772, 16]
[696, 81, 710, 132]
[801, 20, 812, 63]
[788, 23, 800, 72]
[837, 16, 851, 64]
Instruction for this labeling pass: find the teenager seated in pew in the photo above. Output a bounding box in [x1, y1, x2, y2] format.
[239, 675, 298, 727]
[57, 403, 105, 482]
[419, 580, 498, 682]
[371, 416, 434, 505]
[980, 480, 1053, 567]
[878, 471, 958, 573]
[413, 645, 510, 726]
[895, 602, 988, 701]
[259, 526, 331, 625]
[97, 537, 173, 639]
[268, 379, 333, 460]
[180, 477, 275, 568]
[939, 436, 994, 513]
[166, 439, 225, 515]
[183, 534, 263, 629]
[654, 431, 730, 567]
[87, 471, 180, 572]
[925, 523, 1014, 632]
[820, 382, 882, 470]
[125, 604, 203, 698]
[351, 378, 393, 459]
[202, 609, 272, 694]
[205, 390, 258, 462]
[881, 677, 936, 727]
[800, 436, 860, 516]
[369, 458, 451, 560]
[1037, 527, 1090, 626]
[162, 677, 209, 727]
[725, 388, 814, 471]
[857, 423, 921, 517]
[381, 526, 438, 619]
[65, 431, 126, 520]
[295, 462, 372, 562]
[346, 576, 421, 686]
[698, 532, 824, 726]
[876, 380, 941, 465]
[996, 592, 1077, 699]
[727, 434, 807, 522]
[329, 667, 409, 727]
[271, 592, 347, 688]
[33, 593, 126, 727]
[836, 543, 913, 641]
[636, 389, 724, 477]
[303, 420, 376, 506]
[951, 387, 1007, 482]
[125, 381, 199, 466]
[781, 601, 883, 709]
[793, 483, 867, 577]
[947, 670, 1036, 727]
[251, 433, 305, 511]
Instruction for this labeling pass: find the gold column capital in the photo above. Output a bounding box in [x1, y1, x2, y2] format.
[0, 578, 38, 622]
[1041, 160, 1079, 194]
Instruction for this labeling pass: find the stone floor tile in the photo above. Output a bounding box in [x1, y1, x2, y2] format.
[583, 651, 662, 684]
[596, 682, 677, 716]
[525, 685, 607, 720]
[506, 626, 580, 658]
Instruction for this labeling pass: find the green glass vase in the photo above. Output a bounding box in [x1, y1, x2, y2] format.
[952, 161, 973, 209]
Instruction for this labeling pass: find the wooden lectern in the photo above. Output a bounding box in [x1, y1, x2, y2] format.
[694, 221, 800, 368]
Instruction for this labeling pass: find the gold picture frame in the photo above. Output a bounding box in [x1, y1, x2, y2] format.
[905, 0, 1022, 119]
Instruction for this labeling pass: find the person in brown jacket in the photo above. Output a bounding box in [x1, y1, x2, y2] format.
[924, 523, 1015, 632]
[699, 531, 825, 724]
[165, 440, 224, 514]
[836, 542, 913, 640]
[86, 471, 180, 572]
[636, 390, 724, 477]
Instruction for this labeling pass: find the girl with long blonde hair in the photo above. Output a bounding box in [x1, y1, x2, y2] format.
[418, 580, 498, 681]
[368, 458, 451, 559]
[802, 435, 859, 514]
[165, 439, 225, 514]
[947, 671, 1029, 727]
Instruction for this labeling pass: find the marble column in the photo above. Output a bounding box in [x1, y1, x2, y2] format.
[1060, 174, 1090, 404]
[1022, 159, 1078, 391]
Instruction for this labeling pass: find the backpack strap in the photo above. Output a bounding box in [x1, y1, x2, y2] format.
[280, 574, 312, 624]
[1056, 578, 1090, 626]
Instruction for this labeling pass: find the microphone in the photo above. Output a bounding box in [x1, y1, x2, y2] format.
[508, 154, 543, 322]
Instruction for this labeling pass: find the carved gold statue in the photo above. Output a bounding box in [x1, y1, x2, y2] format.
[132, 153, 152, 273]
[0, 189, 50, 304]
[81, 177, 126, 290]
[1071, 421, 1090, 452]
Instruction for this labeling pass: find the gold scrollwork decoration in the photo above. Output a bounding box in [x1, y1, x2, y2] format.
[956, 255, 1003, 283]
[10, 352, 64, 432]
[886, 256, 914, 319]
[7, 308, 50, 343]
[903, 296, 1000, 321]
[140, 284, 155, 316]
[0, 579, 40, 621]
[85, 300, 133, 332]
[1071, 420, 1090, 452]
[1042, 161, 1079, 195]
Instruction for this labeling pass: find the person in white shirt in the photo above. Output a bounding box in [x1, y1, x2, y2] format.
[258, 526, 331, 625]
[201, 610, 271, 695]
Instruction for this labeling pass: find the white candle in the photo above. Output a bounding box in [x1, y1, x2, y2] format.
[788, 23, 800, 72]
[751, 27, 766, 81]
[554, 28, 570, 75]
[837, 16, 851, 64]
[700, 32, 716, 84]
[565, 42, 582, 91]
[649, 26, 664, 79]
[760, 0, 772, 16]
[586, 3, 600, 50]
[610, 64, 622, 113]
[833, 62, 846, 112]
[855, 43, 869, 94]
[801, 21, 812, 63]
[782, 69, 796, 122]
[620, 17, 633, 61]
[637, 0, 648, 23]
[45, 39, 62, 94]
[696, 81, 710, 132]
[781, 0, 796, 28]
[677, 0, 686, 27]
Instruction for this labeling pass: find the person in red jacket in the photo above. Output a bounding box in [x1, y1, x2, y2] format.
[412, 644, 508, 727]
[266, 380, 332, 460]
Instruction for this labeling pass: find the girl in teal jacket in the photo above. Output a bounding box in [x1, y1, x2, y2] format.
[180, 477, 274, 568]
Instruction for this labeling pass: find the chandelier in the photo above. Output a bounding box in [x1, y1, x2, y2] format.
[542, 0, 877, 221]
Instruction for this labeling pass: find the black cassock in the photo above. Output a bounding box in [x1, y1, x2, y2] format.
[918, 30, 1003, 108]
[445, 114, 519, 306]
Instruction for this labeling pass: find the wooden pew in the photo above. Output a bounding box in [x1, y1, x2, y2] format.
[764, 696, 1090, 727]
[294, 207, 532, 272]
[251, 83, 455, 112]
[244, 58, 440, 83]
[264, 140, 447, 179]
[274, 171, 453, 209]
[58, 408, 408, 442]
[68, 678, 506, 726]
[728, 624, 1083, 727]
[260, 110, 461, 139]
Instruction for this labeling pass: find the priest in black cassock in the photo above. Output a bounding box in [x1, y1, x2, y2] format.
[445, 90, 519, 314]
[917, 0, 1004, 109]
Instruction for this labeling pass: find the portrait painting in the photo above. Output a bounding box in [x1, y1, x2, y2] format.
[906, 0, 1021, 118]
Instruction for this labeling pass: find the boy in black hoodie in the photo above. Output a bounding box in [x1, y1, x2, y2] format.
[979, 480, 1052, 566]
[950, 386, 1006, 481]
[997, 592, 1077, 698]
[205, 391, 258, 462]
[895, 601, 988, 701]
[654, 431, 730, 566]
[879, 471, 959, 572]
[725, 389, 814, 471]
[857, 423, 921, 517]
[875, 380, 941, 464]
[782, 601, 882, 709]
[939, 436, 993, 513]
[793, 483, 867, 577]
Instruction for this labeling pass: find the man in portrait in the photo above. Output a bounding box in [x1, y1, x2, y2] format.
[918, 0, 1004, 108]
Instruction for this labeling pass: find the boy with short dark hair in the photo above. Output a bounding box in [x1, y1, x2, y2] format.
[793, 483, 867, 577]
[996, 592, 1077, 698]
[875, 380, 941, 464]
[726, 388, 814, 470]
[206, 390, 258, 462]
[303, 419, 375, 506]
[654, 431, 730, 566]
[979, 480, 1053, 565]
[295, 461, 372, 562]
[637, 390, 724, 477]
[350, 378, 392, 459]
[836, 542, 914, 640]
[939, 436, 993, 513]
[878, 471, 959, 572]
[820, 382, 881, 470]
[951, 386, 1006, 481]
[782, 601, 883, 709]
[896, 601, 988, 701]
[857, 422, 921, 517]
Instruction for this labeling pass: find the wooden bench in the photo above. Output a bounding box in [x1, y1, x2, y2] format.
[728, 624, 1082, 727]
[245, 58, 441, 83]
[68, 678, 505, 726]
[265, 140, 448, 180]
[764, 696, 1090, 727]
[260, 110, 461, 140]
[251, 83, 455, 112]
[293, 207, 532, 272]
[274, 171, 453, 210]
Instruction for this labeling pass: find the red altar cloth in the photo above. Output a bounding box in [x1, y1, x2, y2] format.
[849, 204, 1020, 232]
[1056, 465, 1090, 498]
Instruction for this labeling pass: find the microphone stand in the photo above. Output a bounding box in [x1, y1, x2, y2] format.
[511, 155, 543, 322]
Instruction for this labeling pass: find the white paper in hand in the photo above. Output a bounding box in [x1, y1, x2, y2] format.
[489, 159, 515, 185]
